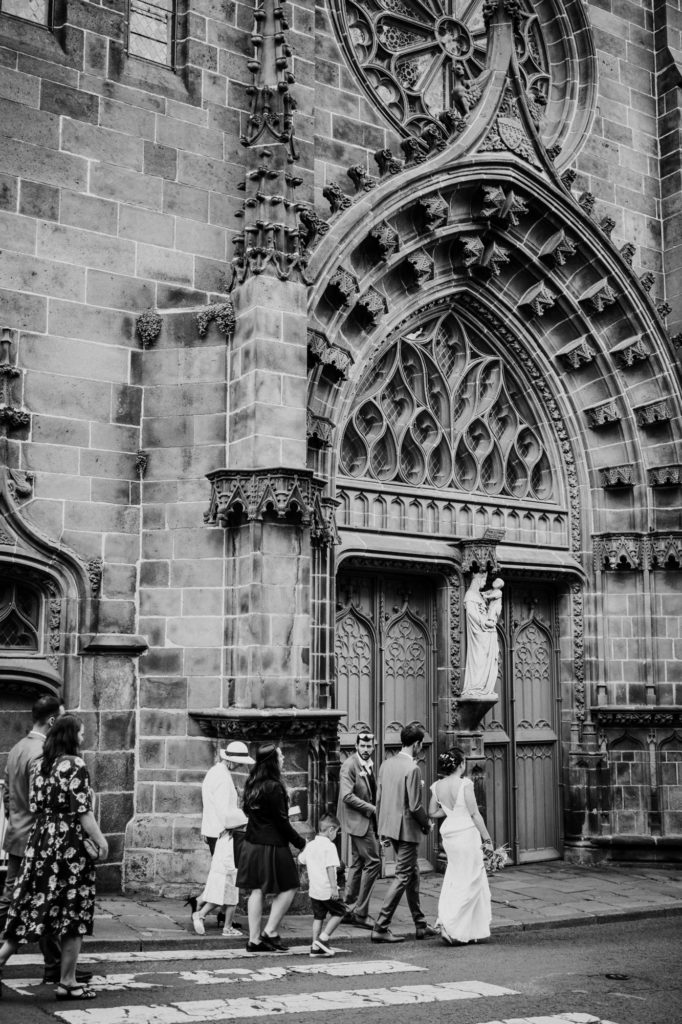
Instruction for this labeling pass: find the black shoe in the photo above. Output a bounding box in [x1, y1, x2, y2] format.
[216, 909, 226, 930]
[261, 932, 288, 951]
[349, 915, 375, 931]
[246, 941, 274, 953]
[184, 894, 198, 916]
[370, 928, 404, 943]
[415, 924, 439, 940]
[43, 968, 93, 985]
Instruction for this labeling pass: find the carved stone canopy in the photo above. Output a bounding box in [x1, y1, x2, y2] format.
[190, 708, 345, 742]
[593, 532, 682, 571]
[592, 706, 682, 728]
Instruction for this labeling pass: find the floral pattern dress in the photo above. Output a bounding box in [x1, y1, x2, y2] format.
[5, 755, 97, 943]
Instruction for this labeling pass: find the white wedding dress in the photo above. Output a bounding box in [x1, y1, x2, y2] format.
[432, 777, 492, 943]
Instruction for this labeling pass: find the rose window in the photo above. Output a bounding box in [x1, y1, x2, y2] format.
[339, 311, 554, 501]
[330, 1, 595, 157]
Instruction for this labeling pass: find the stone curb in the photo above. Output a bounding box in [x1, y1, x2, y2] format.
[79, 901, 682, 953]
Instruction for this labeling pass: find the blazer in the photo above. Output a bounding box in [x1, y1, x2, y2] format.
[337, 752, 377, 837]
[2, 731, 45, 858]
[376, 751, 429, 844]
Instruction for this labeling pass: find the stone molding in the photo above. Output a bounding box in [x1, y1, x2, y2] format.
[648, 465, 681, 487]
[593, 532, 682, 570]
[592, 705, 682, 728]
[587, 401, 621, 428]
[634, 400, 671, 427]
[190, 708, 345, 741]
[205, 468, 338, 545]
[599, 465, 634, 489]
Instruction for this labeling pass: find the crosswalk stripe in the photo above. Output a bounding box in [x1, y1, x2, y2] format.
[3, 958, 425, 996]
[12, 946, 318, 967]
[475, 1017, 618, 1024]
[53, 979, 518, 1024]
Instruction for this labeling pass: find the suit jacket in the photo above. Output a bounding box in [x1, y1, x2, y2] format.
[2, 731, 45, 857]
[337, 752, 377, 837]
[376, 751, 429, 844]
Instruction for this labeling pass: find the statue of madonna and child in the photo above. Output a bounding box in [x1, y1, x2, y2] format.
[460, 571, 504, 700]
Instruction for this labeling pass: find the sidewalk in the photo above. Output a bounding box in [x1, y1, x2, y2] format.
[81, 861, 682, 952]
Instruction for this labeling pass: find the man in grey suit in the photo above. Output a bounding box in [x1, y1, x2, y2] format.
[371, 723, 438, 943]
[0, 695, 78, 982]
[337, 731, 381, 929]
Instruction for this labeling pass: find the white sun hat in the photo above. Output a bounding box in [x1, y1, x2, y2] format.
[220, 740, 255, 765]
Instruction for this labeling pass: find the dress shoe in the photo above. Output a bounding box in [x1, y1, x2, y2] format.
[43, 968, 93, 984]
[348, 915, 375, 930]
[260, 932, 288, 952]
[370, 928, 404, 943]
[415, 923, 439, 940]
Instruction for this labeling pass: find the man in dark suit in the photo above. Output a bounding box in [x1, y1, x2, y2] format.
[337, 731, 381, 929]
[371, 723, 437, 943]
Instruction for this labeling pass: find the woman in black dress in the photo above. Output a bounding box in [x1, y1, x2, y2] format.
[236, 743, 306, 952]
[0, 714, 108, 1000]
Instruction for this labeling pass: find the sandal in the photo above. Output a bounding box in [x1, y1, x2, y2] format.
[55, 984, 97, 1000]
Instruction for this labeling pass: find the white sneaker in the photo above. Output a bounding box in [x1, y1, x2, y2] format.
[221, 926, 242, 938]
[310, 939, 334, 957]
[192, 912, 206, 936]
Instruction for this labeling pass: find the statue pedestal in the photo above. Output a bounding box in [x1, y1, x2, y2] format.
[450, 697, 499, 833]
[456, 697, 497, 732]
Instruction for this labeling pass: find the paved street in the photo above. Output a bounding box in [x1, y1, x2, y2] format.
[2, 917, 680, 1024]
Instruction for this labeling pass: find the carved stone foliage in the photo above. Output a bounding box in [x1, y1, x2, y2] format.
[479, 184, 528, 226]
[323, 181, 353, 215]
[339, 308, 555, 503]
[447, 571, 462, 703]
[354, 287, 388, 328]
[196, 301, 236, 339]
[599, 465, 634, 489]
[307, 329, 353, 381]
[519, 281, 557, 317]
[87, 557, 103, 595]
[587, 402, 621, 429]
[620, 242, 636, 266]
[639, 272, 655, 293]
[600, 216, 615, 238]
[578, 192, 595, 215]
[135, 309, 162, 348]
[593, 534, 644, 571]
[579, 278, 617, 315]
[298, 206, 330, 254]
[325, 267, 359, 308]
[557, 336, 596, 370]
[7, 468, 33, 502]
[648, 465, 681, 487]
[205, 469, 338, 546]
[634, 400, 671, 428]
[0, 327, 30, 433]
[374, 148, 404, 176]
[611, 334, 650, 367]
[347, 165, 377, 193]
[570, 582, 585, 724]
[457, 235, 509, 279]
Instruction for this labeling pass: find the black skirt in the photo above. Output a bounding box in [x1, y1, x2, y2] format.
[236, 840, 300, 895]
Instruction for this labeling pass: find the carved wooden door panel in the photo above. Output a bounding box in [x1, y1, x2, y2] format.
[483, 581, 561, 863]
[335, 570, 436, 868]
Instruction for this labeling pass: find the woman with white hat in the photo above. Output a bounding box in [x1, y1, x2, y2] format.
[192, 740, 254, 937]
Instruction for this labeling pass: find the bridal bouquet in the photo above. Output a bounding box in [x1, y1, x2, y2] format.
[482, 842, 510, 875]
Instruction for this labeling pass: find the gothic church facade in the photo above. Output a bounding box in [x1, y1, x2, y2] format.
[0, 0, 681, 891]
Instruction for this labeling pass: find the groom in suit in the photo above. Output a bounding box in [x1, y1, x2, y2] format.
[371, 723, 437, 943]
[337, 732, 381, 929]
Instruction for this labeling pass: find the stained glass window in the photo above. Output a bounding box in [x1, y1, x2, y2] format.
[0, 0, 49, 24]
[340, 311, 554, 501]
[128, 0, 175, 67]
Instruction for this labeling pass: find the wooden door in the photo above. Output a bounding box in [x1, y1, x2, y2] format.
[483, 580, 562, 862]
[335, 570, 436, 869]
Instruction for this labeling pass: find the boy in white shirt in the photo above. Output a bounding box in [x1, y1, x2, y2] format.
[298, 814, 345, 957]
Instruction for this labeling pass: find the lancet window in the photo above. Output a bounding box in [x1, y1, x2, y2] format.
[339, 311, 554, 502]
[0, 580, 40, 651]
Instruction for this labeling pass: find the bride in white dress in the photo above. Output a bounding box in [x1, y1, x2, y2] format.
[428, 747, 493, 945]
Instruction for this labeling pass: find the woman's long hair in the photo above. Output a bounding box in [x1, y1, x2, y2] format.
[242, 749, 283, 812]
[42, 713, 82, 774]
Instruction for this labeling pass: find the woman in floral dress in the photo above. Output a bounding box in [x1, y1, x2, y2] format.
[0, 714, 108, 1001]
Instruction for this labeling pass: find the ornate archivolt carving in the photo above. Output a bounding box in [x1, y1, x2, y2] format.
[539, 228, 577, 268]
[479, 184, 528, 226]
[205, 469, 338, 546]
[418, 193, 449, 231]
[620, 242, 637, 266]
[326, 267, 359, 308]
[354, 287, 388, 328]
[369, 222, 400, 261]
[519, 281, 557, 316]
[648, 465, 681, 487]
[323, 182, 353, 215]
[307, 411, 335, 449]
[645, 533, 682, 569]
[556, 336, 597, 370]
[579, 277, 617, 315]
[611, 334, 650, 368]
[587, 401, 621, 429]
[570, 581, 585, 724]
[599, 465, 634, 489]
[307, 329, 353, 381]
[480, 86, 539, 165]
[374, 148, 404, 176]
[347, 165, 378, 193]
[299, 207, 330, 255]
[593, 534, 644, 571]
[634, 400, 671, 427]
[405, 248, 434, 286]
[457, 235, 509, 279]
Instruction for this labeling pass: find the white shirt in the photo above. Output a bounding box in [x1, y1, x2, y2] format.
[201, 763, 245, 837]
[298, 835, 340, 900]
